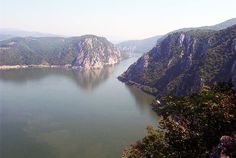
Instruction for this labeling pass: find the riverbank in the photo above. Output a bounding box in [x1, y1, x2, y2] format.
[0, 64, 72, 70]
[118, 75, 158, 96]
[0, 63, 119, 70]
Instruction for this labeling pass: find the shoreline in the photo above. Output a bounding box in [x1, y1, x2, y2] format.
[0, 63, 119, 70]
[0, 64, 72, 70]
[0, 56, 130, 70]
[117, 76, 158, 96]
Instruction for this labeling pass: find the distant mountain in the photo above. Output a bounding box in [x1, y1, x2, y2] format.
[156, 18, 236, 45]
[0, 35, 122, 69]
[119, 25, 236, 96]
[117, 35, 162, 55]
[0, 28, 58, 41]
[117, 18, 236, 56]
[187, 17, 236, 31]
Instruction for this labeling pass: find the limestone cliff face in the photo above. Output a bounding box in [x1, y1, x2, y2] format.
[0, 35, 121, 69]
[119, 25, 236, 96]
[72, 35, 121, 69]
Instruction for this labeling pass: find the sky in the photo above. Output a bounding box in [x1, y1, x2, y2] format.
[0, 0, 236, 41]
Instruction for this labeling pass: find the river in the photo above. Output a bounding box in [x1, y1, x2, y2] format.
[0, 57, 158, 158]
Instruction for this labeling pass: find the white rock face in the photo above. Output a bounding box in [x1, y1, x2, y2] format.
[167, 58, 174, 68]
[179, 33, 185, 46]
[179, 50, 184, 58]
[72, 36, 121, 69]
[143, 53, 149, 68]
[188, 53, 193, 65]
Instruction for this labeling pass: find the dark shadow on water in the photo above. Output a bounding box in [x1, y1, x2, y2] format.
[125, 85, 158, 119]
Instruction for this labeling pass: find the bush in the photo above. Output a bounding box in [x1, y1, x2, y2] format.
[122, 81, 236, 158]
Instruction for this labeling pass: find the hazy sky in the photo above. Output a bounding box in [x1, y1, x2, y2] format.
[0, 0, 235, 41]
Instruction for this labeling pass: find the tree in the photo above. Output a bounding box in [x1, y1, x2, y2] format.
[122, 81, 236, 158]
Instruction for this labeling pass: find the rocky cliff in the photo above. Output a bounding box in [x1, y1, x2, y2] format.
[0, 35, 121, 69]
[71, 35, 121, 69]
[119, 25, 236, 96]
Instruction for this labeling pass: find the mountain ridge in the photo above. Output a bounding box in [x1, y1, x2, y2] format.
[119, 25, 236, 96]
[156, 18, 236, 45]
[0, 35, 122, 69]
[0, 28, 59, 41]
[117, 18, 236, 56]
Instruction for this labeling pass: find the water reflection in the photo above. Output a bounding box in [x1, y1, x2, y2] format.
[0, 68, 53, 83]
[125, 85, 158, 119]
[0, 66, 115, 90]
[72, 66, 115, 90]
[0, 58, 158, 158]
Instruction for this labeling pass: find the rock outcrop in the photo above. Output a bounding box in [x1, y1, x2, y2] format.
[71, 36, 121, 69]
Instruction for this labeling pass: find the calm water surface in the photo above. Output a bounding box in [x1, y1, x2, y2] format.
[0, 57, 158, 158]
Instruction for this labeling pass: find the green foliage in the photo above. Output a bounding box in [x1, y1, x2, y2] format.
[122, 126, 168, 158]
[123, 82, 236, 158]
